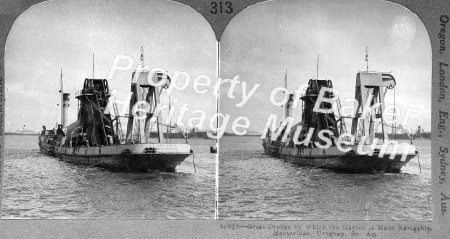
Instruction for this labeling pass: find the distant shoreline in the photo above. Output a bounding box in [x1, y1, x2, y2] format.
[4, 132, 39, 136]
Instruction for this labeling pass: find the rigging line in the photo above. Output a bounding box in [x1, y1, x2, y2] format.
[85, 97, 113, 123]
[51, 97, 61, 127]
[46, 92, 61, 126]
[93, 91, 109, 145]
[44, 107, 56, 127]
[111, 100, 123, 139]
[147, 87, 166, 129]
[48, 110, 59, 128]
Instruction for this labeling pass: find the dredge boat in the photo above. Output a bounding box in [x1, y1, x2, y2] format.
[262, 71, 418, 173]
[39, 59, 191, 172]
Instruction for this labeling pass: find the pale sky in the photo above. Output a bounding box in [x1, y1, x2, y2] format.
[5, 0, 432, 134]
[5, 0, 217, 132]
[219, 0, 432, 134]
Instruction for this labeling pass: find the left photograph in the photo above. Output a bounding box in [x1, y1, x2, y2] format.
[3, 0, 217, 219]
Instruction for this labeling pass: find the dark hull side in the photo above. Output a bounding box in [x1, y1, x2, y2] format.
[281, 153, 415, 173]
[56, 153, 191, 172]
[262, 138, 417, 173]
[38, 143, 55, 156]
[38, 136, 57, 156]
[53, 144, 192, 172]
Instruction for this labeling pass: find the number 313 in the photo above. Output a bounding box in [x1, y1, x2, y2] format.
[210, 1, 233, 14]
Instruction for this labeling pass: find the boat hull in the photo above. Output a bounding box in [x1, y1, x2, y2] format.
[54, 143, 192, 172]
[280, 150, 415, 173]
[38, 135, 57, 156]
[263, 138, 417, 173]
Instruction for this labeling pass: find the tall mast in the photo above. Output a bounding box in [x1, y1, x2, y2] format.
[284, 68, 294, 119]
[284, 68, 288, 89]
[60, 68, 63, 126]
[92, 53, 95, 79]
[140, 46, 145, 66]
[316, 54, 319, 80]
[365, 47, 369, 72]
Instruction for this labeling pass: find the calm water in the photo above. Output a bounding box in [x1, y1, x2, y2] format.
[2, 135, 215, 219]
[2, 135, 433, 220]
[218, 136, 432, 220]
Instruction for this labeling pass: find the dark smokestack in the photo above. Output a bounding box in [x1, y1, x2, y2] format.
[62, 93, 70, 128]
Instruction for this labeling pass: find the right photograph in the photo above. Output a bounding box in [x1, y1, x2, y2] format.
[218, 0, 432, 220]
